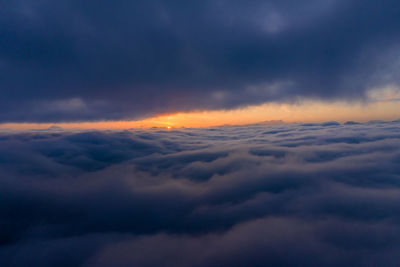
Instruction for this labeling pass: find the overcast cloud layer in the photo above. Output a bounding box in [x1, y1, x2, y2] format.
[1, 0, 400, 122]
[0, 121, 399, 266]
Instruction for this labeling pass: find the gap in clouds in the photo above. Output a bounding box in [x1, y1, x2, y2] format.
[1, 94, 400, 130]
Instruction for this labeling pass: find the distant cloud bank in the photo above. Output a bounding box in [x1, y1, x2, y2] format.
[1, 121, 400, 266]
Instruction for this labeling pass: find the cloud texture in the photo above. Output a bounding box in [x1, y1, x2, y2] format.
[0, 121, 400, 266]
[2, 0, 400, 121]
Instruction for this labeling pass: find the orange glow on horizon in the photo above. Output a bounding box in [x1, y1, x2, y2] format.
[1, 98, 400, 131]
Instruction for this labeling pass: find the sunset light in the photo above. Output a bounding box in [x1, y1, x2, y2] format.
[1, 97, 399, 130]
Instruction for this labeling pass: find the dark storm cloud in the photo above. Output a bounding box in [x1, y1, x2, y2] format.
[1, 0, 400, 122]
[1, 121, 400, 266]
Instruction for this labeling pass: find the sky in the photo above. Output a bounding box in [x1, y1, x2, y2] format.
[2, 1, 400, 266]
[1, 0, 400, 126]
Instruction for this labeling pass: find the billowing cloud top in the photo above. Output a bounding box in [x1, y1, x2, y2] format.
[2, 0, 400, 122]
[1, 121, 400, 265]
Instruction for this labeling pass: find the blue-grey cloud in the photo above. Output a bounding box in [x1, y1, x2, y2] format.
[1, 0, 400, 122]
[0, 121, 400, 266]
